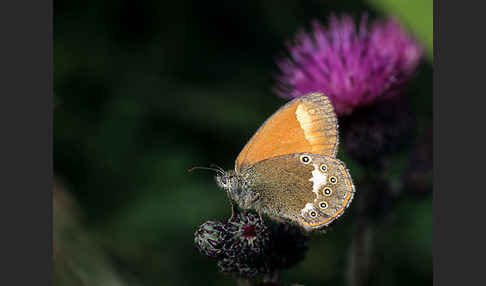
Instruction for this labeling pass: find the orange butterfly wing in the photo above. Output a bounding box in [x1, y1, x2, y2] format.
[235, 92, 339, 172]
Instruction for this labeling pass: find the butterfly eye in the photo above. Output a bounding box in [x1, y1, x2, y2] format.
[323, 187, 332, 196]
[300, 155, 311, 164]
[320, 164, 327, 172]
[329, 176, 337, 184]
[310, 211, 317, 217]
[319, 202, 328, 209]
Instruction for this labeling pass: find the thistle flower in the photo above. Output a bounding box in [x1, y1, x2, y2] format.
[223, 211, 271, 260]
[194, 210, 309, 280]
[194, 220, 227, 259]
[218, 211, 271, 277]
[275, 15, 422, 116]
[194, 211, 272, 277]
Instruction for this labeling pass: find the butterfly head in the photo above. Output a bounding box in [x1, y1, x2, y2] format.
[216, 169, 258, 210]
[189, 165, 240, 193]
[215, 170, 240, 192]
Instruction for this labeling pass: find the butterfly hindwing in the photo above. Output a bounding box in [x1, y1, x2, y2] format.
[241, 153, 355, 231]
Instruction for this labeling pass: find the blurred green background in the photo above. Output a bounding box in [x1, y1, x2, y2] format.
[53, 0, 432, 285]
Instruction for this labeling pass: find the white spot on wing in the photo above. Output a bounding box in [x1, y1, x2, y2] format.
[295, 104, 314, 143]
[301, 203, 314, 216]
[309, 163, 327, 198]
[296, 104, 312, 126]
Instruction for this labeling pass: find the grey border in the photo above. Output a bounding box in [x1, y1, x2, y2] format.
[0, 1, 52, 285]
[435, 0, 486, 286]
[433, 0, 437, 284]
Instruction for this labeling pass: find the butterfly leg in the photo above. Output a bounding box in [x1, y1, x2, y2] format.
[230, 200, 239, 217]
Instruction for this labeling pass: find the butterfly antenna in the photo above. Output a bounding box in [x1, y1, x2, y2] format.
[209, 163, 225, 173]
[187, 166, 224, 175]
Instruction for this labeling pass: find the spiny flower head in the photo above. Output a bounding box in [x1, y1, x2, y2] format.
[275, 14, 422, 115]
[194, 220, 227, 259]
[194, 210, 310, 278]
[223, 211, 270, 258]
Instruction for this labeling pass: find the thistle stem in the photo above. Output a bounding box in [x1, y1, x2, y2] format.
[348, 173, 377, 286]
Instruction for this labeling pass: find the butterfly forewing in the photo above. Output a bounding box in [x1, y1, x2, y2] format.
[235, 93, 339, 172]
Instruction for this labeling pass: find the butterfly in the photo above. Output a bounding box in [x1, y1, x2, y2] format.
[202, 92, 355, 231]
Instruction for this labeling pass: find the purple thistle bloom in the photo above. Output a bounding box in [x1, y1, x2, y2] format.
[275, 15, 423, 115]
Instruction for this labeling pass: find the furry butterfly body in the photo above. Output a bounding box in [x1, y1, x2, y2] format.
[216, 93, 355, 231]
